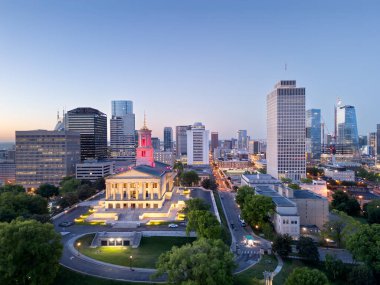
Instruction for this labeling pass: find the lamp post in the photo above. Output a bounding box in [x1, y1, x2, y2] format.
[129, 255, 134, 271]
[76, 242, 81, 256]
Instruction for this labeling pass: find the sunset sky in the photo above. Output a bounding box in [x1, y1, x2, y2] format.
[1, 1, 380, 141]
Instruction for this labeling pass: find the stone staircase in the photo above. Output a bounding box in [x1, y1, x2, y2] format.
[131, 231, 142, 248]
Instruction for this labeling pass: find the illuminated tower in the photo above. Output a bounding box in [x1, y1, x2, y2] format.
[135, 115, 155, 167]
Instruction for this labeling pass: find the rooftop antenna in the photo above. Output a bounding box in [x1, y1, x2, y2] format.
[143, 111, 147, 129]
[57, 111, 59, 121]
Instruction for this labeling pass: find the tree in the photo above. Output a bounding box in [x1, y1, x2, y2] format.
[347, 265, 375, 285]
[346, 224, 380, 273]
[186, 210, 221, 239]
[288, 183, 301, 190]
[235, 185, 254, 207]
[0, 191, 49, 222]
[155, 238, 235, 285]
[297, 236, 319, 263]
[285, 267, 328, 285]
[60, 177, 81, 194]
[331, 190, 361, 216]
[331, 190, 350, 208]
[57, 192, 79, 209]
[77, 184, 96, 201]
[36, 183, 59, 199]
[201, 178, 217, 190]
[301, 178, 313, 183]
[241, 195, 274, 227]
[365, 200, 380, 224]
[324, 254, 346, 281]
[272, 234, 292, 257]
[183, 198, 210, 214]
[173, 161, 184, 174]
[180, 171, 200, 187]
[94, 177, 105, 191]
[0, 184, 25, 193]
[321, 219, 346, 248]
[0, 219, 62, 285]
[281, 178, 292, 183]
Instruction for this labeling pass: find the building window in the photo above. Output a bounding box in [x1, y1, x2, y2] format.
[153, 183, 158, 188]
[145, 191, 149, 198]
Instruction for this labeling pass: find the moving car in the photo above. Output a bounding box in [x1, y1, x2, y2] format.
[168, 223, 178, 228]
[59, 221, 74, 227]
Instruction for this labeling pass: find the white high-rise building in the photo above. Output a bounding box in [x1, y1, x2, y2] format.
[267, 80, 306, 181]
[186, 122, 209, 165]
[237, 130, 248, 150]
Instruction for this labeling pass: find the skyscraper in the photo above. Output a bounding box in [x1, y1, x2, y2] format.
[15, 130, 81, 191]
[176, 125, 191, 158]
[66, 107, 107, 161]
[187, 122, 209, 166]
[110, 100, 136, 161]
[306, 109, 321, 159]
[151, 137, 160, 151]
[335, 101, 359, 156]
[163, 127, 173, 152]
[368, 132, 376, 157]
[267, 80, 306, 181]
[237, 130, 248, 150]
[211, 132, 219, 153]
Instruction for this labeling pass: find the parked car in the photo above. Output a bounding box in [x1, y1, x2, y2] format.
[168, 223, 178, 228]
[59, 221, 74, 227]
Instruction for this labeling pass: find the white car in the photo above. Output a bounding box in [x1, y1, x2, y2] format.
[168, 223, 178, 228]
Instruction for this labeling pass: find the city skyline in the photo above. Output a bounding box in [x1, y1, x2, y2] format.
[1, 1, 380, 141]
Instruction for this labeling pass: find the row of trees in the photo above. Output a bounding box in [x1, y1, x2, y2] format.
[155, 198, 236, 284]
[0, 184, 63, 284]
[331, 190, 361, 216]
[235, 186, 275, 232]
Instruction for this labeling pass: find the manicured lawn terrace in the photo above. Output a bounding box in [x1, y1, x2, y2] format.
[77, 234, 195, 268]
[233, 255, 278, 285]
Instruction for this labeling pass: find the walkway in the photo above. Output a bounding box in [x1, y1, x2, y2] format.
[61, 234, 166, 283]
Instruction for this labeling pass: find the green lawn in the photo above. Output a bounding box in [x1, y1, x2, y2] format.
[77, 234, 195, 268]
[234, 255, 278, 285]
[53, 266, 159, 285]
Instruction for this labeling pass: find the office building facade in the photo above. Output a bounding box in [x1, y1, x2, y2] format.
[15, 130, 81, 191]
[237, 130, 248, 150]
[163, 127, 173, 152]
[306, 109, 321, 159]
[210, 132, 219, 153]
[335, 102, 360, 156]
[267, 80, 306, 181]
[66, 107, 107, 161]
[110, 100, 136, 161]
[186, 122, 209, 165]
[176, 125, 191, 158]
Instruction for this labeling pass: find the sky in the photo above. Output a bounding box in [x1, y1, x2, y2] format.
[1, 0, 380, 141]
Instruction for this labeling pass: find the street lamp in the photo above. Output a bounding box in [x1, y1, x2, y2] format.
[76, 242, 81, 256]
[129, 255, 134, 271]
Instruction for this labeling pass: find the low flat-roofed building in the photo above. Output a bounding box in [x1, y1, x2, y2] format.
[153, 151, 174, 166]
[76, 161, 115, 181]
[300, 180, 328, 198]
[291, 189, 329, 230]
[256, 185, 300, 239]
[241, 173, 281, 188]
[324, 165, 355, 182]
[215, 160, 251, 169]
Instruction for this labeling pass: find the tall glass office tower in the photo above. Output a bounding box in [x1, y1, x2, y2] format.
[306, 109, 321, 159]
[110, 100, 136, 161]
[336, 102, 359, 156]
[163, 127, 173, 151]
